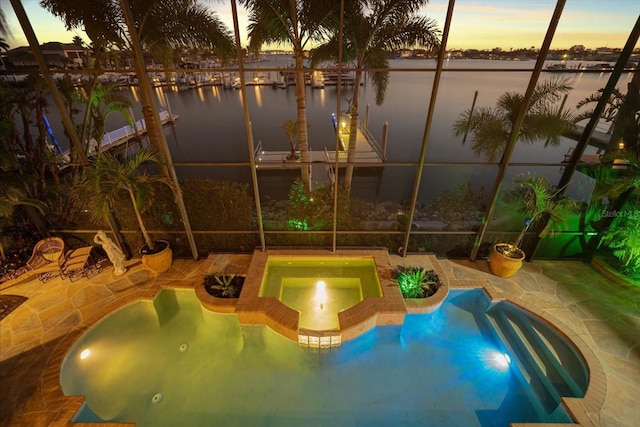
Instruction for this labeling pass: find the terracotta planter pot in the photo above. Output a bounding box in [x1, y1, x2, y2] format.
[140, 240, 172, 274]
[489, 243, 525, 278]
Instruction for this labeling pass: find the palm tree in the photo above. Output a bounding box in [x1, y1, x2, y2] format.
[452, 77, 575, 162]
[0, 118, 46, 261]
[72, 35, 84, 47]
[282, 119, 299, 160]
[311, 0, 440, 192]
[74, 80, 132, 154]
[0, 9, 8, 35]
[40, 0, 235, 152]
[240, 0, 343, 190]
[0, 185, 46, 261]
[73, 146, 178, 251]
[575, 72, 640, 158]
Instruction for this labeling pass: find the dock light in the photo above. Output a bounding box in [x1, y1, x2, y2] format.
[618, 141, 625, 150]
[80, 349, 91, 360]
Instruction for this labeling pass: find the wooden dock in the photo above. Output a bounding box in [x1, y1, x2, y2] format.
[62, 110, 178, 156]
[565, 118, 612, 148]
[254, 117, 384, 186]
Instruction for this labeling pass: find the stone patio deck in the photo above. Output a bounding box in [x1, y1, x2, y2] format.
[0, 252, 638, 427]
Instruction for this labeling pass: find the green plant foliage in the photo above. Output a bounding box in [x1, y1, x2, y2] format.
[203, 273, 242, 298]
[287, 180, 356, 231]
[432, 182, 486, 228]
[602, 196, 640, 272]
[181, 179, 254, 230]
[501, 172, 579, 256]
[391, 265, 442, 298]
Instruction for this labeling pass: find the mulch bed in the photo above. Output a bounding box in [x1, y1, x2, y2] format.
[0, 294, 28, 321]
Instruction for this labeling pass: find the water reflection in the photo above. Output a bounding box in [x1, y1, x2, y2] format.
[211, 86, 220, 102]
[254, 86, 262, 108]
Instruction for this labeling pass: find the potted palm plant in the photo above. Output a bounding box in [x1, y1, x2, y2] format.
[489, 173, 578, 277]
[73, 146, 179, 274]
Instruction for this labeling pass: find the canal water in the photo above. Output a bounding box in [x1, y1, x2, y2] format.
[45, 56, 633, 201]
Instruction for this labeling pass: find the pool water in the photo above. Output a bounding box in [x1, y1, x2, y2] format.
[61, 289, 574, 427]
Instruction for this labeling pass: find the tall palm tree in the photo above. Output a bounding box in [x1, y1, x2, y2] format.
[73, 146, 178, 251]
[240, 0, 343, 190]
[40, 0, 235, 152]
[452, 77, 575, 162]
[0, 9, 8, 35]
[312, 0, 440, 192]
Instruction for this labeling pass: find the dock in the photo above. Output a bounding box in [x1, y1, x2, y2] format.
[254, 114, 385, 187]
[62, 110, 178, 156]
[565, 118, 612, 148]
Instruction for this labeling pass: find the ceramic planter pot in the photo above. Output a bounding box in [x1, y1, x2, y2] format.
[489, 243, 525, 278]
[140, 240, 172, 274]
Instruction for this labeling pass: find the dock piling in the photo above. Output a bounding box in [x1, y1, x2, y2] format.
[382, 121, 388, 160]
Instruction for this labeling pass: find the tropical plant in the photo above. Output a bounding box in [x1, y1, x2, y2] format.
[432, 182, 485, 228]
[0, 184, 46, 261]
[287, 179, 355, 231]
[282, 119, 299, 160]
[499, 172, 578, 258]
[0, 8, 7, 36]
[391, 265, 442, 298]
[575, 72, 640, 158]
[603, 213, 640, 271]
[72, 146, 178, 251]
[40, 0, 235, 154]
[453, 77, 575, 162]
[241, 0, 342, 190]
[74, 80, 132, 154]
[203, 272, 244, 298]
[311, 0, 440, 192]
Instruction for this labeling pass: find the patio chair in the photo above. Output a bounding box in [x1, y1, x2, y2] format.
[61, 246, 104, 282]
[26, 237, 66, 282]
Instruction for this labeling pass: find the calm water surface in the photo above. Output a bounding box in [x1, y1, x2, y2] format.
[47, 56, 632, 200]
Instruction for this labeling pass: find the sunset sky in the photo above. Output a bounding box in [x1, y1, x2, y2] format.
[1, 0, 638, 51]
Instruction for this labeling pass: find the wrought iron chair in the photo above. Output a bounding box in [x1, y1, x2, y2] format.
[60, 246, 105, 282]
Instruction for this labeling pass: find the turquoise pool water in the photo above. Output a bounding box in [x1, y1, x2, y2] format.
[61, 289, 578, 426]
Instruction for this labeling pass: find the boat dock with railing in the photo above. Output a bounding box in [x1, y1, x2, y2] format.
[61, 110, 178, 156]
[254, 113, 386, 186]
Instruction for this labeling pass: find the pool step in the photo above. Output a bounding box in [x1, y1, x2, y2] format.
[486, 302, 587, 414]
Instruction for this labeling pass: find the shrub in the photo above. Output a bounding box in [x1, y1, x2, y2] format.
[392, 265, 442, 298]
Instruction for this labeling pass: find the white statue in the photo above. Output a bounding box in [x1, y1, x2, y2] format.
[94, 230, 127, 275]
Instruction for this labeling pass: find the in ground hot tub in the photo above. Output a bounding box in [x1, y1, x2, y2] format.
[235, 251, 407, 347]
[259, 257, 383, 330]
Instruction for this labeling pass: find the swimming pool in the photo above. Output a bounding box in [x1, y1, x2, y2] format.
[61, 288, 583, 426]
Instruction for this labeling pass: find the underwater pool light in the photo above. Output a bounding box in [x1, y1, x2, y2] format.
[314, 280, 328, 309]
[487, 350, 511, 372]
